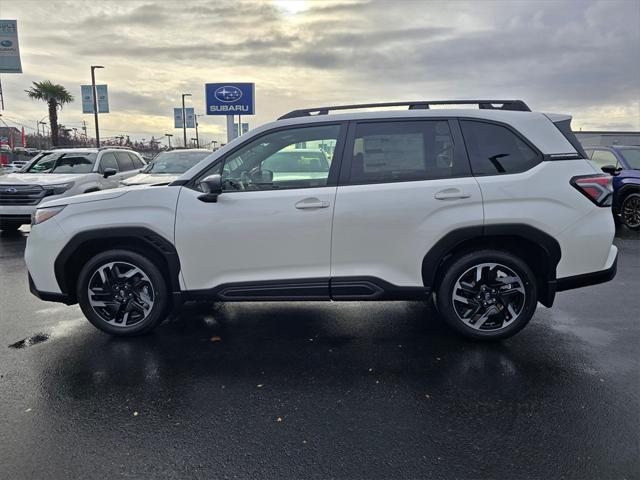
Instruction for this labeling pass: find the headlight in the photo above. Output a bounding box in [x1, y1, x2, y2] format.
[44, 182, 74, 196]
[32, 205, 66, 225]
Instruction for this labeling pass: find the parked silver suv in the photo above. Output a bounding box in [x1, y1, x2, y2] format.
[0, 147, 146, 231]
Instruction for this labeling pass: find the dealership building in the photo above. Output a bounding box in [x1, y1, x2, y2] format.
[575, 131, 640, 147]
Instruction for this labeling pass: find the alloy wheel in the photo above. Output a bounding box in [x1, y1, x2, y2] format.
[622, 194, 640, 229]
[87, 261, 155, 327]
[451, 262, 526, 331]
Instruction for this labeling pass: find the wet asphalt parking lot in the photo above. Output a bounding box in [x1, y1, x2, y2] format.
[0, 227, 638, 479]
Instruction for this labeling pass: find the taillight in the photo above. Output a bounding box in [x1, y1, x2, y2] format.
[571, 174, 613, 207]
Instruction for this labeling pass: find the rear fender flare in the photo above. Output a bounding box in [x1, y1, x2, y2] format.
[421, 224, 561, 305]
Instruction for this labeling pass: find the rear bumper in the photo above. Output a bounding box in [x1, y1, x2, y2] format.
[28, 273, 73, 304]
[556, 249, 618, 292]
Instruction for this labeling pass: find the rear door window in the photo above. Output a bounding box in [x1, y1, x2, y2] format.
[348, 120, 465, 184]
[460, 120, 541, 175]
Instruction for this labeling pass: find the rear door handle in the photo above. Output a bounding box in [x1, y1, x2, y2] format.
[295, 198, 330, 209]
[434, 189, 471, 200]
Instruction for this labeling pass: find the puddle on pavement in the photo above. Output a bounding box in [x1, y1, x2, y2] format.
[8, 318, 85, 350]
[8, 332, 50, 349]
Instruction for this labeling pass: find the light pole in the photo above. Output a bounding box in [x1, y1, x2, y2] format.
[165, 133, 173, 149]
[39, 121, 48, 148]
[181, 93, 191, 148]
[194, 113, 200, 148]
[35, 115, 47, 150]
[91, 65, 104, 148]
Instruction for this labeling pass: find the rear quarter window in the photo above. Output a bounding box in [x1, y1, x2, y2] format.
[460, 120, 541, 175]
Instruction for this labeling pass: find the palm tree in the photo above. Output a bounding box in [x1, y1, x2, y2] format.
[25, 81, 74, 146]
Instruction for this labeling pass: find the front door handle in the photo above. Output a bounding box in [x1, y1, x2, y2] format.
[434, 189, 471, 200]
[295, 198, 330, 209]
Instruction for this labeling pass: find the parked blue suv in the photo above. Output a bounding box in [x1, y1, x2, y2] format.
[585, 146, 640, 230]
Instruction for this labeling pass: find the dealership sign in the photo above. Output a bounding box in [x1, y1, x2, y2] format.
[233, 123, 249, 138]
[174, 108, 195, 129]
[81, 85, 109, 113]
[205, 83, 255, 115]
[0, 20, 22, 73]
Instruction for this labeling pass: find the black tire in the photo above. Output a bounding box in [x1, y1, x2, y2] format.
[77, 249, 170, 336]
[436, 249, 537, 341]
[0, 221, 22, 232]
[621, 192, 640, 231]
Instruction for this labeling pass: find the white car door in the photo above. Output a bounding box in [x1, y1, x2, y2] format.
[175, 123, 346, 297]
[330, 119, 483, 291]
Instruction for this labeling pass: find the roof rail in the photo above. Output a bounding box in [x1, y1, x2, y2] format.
[48, 145, 94, 150]
[278, 99, 531, 120]
[98, 146, 132, 150]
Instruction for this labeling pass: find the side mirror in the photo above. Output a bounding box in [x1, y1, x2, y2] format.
[197, 174, 223, 203]
[601, 165, 620, 176]
[103, 168, 117, 178]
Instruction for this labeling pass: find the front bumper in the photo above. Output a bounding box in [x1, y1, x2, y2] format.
[25, 216, 69, 295]
[556, 248, 618, 292]
[0, 204, 37, 224]
[28, 273, 73, 304]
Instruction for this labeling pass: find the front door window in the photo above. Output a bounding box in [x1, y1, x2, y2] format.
[220, 124, 341, 191]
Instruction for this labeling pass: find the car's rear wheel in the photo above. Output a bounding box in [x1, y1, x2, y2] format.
[621, 192, 640, 230]
[436, 250, 537, 340]
[77, 249, 169, 336]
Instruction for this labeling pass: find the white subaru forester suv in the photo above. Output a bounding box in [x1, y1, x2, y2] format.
[0, 147, 146, 231]
[25, 100, 617, 340]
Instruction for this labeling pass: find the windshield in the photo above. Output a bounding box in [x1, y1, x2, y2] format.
[25, 151, 98, 174]
[618, 148, 640, 169]
[144, 151, 211, 174]
[262, 150, 329, 172]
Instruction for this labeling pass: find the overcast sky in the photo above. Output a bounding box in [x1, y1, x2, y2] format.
[1, 0, 639, 145]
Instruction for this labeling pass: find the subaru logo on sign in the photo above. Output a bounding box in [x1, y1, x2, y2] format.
[214, 86, 243, 103]
[0, 40, 12, 47]
[5, 187, 18, 193]
[206, 83, 255, 115]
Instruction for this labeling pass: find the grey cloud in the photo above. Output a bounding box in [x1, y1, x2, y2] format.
[79, 3, 173, 28]
[108, 90, 171, 117]
[6, 0, 639, 136]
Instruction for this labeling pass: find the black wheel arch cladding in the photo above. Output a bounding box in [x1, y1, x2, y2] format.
[54, 227, 181, 303]
[422, 224, 561, 306]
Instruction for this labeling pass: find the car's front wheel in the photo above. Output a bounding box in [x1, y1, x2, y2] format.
[621, 192, 640, 230]
[436, 250, 537, 340]
[77, 249, 169, 336]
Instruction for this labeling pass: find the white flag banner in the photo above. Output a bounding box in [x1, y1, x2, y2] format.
[0, 20, 22, 73]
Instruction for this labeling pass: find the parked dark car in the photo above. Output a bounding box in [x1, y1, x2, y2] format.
[585, 146, 640, 230]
